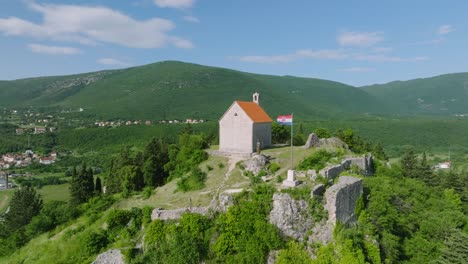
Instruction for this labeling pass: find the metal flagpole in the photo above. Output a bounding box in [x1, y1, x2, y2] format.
[291, 113, 293, 170]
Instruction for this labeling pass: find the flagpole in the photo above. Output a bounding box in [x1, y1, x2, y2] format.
[291, 113, 293, 170]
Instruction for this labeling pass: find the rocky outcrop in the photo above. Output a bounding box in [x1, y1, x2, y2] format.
[304, 134, 348, 150]
[243, 154, 269, 175]
[151, 207, 209, 221]
[325, 176, 363, 225]
[319, 164, 344, 180]
[152, 190, 241, 221]
[317, 155, 374, 180]
[305, 133, 320, 148]
[217, 191, 238, 212]
[92, 249, 125, 264]
[269, 193, 314, 241]
[311, 184, 325, 198]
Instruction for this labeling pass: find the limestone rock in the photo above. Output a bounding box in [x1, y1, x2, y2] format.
[325, 176, 363, 225]
[309, 222, 333, 245]
[218, 192, 236, 212]
[92, 249, 125, 264]
[269, 193, 313, 241]
[311, 184, 325, 198]
[319, 137, 348, 149]
[243, 154, 269, 175]
[319, 164, 344, 180]
[305, 133, 320, 148]
[308, 169, 318, 180]
[151, 207, 209, 221]
[267, 250, 279, 264]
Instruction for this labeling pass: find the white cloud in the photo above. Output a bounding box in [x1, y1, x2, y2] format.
[28, 43, 82, 55]
[296, 49, 348, 59]
[0, 2, 192, 49]
[355, 54, 428, 62]
[337, 31, 384, 47]
[339, 67, 374, 72]
[373, 47, 392, 53]
[154, 0, 195, 9]
[437, 24, 454, 35]
[98, 58, 131, 67]
[239, 49, 346, 63]
[183, 16, 199, 23]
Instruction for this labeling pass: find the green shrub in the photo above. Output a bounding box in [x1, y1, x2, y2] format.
[269, 163, 281, 174]
[314, 127, 332, 138]
[257, 169, 267, 177]
[142, 186, 154, 199]
[297, 149, 340, 171]
[81, 229, 108, 255]
[206, 165, 213, 171]
[177, 168, 207, 192]
[218, 162, 225, 169]
[106, 209, 132, 231]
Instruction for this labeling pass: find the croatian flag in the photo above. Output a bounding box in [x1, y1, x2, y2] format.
[277, 115, 293, 125]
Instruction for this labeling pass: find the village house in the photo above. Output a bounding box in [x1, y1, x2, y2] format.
[145, 120, 152, 125]
[39, 156, 56, 165]
[219, 93, 272, 153]
[434, 161, 451, 170]
[16, 128, 24, 135]
[34, 127, 46, 134]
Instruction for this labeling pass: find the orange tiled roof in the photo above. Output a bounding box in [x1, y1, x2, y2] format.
[236, 101, 272, 123]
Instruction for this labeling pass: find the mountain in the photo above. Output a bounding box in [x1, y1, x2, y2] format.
[361, 73, 468, 115]
[0, 61, 384, 120]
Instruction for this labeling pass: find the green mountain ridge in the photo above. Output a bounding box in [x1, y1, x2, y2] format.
[361, 72, 468, 115]
[1, 60, 467, 119]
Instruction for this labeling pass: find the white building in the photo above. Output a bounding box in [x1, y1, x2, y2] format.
[219, 93, 272, 153]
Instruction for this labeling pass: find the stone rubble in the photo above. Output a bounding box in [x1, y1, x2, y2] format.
[92, 249, 125, 264]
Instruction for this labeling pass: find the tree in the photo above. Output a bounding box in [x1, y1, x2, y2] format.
[95, 176, 102, 194]
[70, 164, 95, 205]
[418, 152, 434, 185]
[5, 187, 43, 230]
[272, 122, 290, 144]
[314, 127, 331, 138]
[143, 138, 169, 187]
[400, 150, 418, 178]
[372, 143, 388, 161]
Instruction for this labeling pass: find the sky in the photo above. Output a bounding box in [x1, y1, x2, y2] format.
[0, 0, 467, 86]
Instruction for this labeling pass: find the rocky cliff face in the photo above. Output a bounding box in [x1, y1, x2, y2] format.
[269, 193, 314, 241]
[325, 176, 363, 225]
[269, 176, 363, 246]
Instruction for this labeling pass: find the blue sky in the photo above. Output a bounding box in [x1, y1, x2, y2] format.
[0, 0, 466, 86]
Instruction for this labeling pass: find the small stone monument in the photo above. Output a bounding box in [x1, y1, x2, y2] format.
[282, 170, 299, 187]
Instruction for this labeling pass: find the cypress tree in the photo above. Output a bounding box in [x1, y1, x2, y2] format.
[95, 176, 102, 194]
[400, 150, 418, 178]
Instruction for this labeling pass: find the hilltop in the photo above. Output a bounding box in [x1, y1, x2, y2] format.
[0, 61, 384, 120]
[361, 72, 468, 115]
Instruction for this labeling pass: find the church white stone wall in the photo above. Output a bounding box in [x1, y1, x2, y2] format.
[219, 93, 272, 154]
[219, 103, 254, 153]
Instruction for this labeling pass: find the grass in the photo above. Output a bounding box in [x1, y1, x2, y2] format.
[117, 155, 230, 209]
[0, 201, 115, 264]
[37, 183, 71, 203]
[0, 189, 14, 214]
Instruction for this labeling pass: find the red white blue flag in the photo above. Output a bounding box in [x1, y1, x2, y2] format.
[277, 115, 293, 125]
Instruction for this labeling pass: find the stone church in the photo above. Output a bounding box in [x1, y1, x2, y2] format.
[219, 93, 272, 153]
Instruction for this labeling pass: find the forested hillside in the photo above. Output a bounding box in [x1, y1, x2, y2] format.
[361, 72, 468, 115]
[0, 61, 384, 120]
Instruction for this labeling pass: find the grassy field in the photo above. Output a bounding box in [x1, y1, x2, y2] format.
[37, 183, 71, 203]
[117, 145, 345, 210]
[0, 189, 14, 214]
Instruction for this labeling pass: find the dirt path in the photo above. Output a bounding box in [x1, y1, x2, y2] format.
[211, 155, 244, 201]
